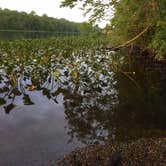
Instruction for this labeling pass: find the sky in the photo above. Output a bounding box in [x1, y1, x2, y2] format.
[0, 0, 107, 27]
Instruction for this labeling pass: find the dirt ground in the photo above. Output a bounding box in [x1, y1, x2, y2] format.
[55, 138, 166, 166]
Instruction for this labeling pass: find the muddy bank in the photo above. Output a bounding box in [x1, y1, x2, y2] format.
[55, 138, 166, 166]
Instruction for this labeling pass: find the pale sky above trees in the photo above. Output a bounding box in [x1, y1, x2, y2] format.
[0, 0, 87, 22]
[0, 0, 107, 27]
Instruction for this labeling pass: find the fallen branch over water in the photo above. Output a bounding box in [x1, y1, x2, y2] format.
[101, 25, 151, 51]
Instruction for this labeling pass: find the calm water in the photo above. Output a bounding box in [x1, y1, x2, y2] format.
[0, 91, 83, 166]
[0, 31, 79, 40]
[0, 39, 166, 165]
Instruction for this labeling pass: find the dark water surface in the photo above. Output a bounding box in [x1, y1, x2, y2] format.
[0, 38, 166, 165]
[0, 91, 82, 166]
[0, 71, 165, 166]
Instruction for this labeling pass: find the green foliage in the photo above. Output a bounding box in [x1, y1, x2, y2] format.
[0, 36, 110, 81]
[61, 0, 166, 59]
[149, 21, 166, 59]
[0, 36, 112, 111]
[61, 0, 116, 23]
[110, 0, 166, 58]
[0, 8, 77, 32]
[0, 8, 101, 38]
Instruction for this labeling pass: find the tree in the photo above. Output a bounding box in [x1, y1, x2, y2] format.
[61, 0, 116, 23]
[61, 0, 166, 58]
[0, 8, 100, 38]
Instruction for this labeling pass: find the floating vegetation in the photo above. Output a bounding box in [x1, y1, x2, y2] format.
[0, 36, 165, 144]
[0, 36, 114, 113]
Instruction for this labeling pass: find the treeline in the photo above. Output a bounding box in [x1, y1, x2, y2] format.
[0, 8, 101, 36]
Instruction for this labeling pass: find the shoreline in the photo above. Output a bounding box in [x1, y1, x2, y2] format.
[55, 138, 166, 166]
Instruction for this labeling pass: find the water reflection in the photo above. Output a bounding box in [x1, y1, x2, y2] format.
[110, 72, 166, 141]
[0, 31, 79, 40]
[0, 40, 166, 148]
[0, 91, 81, 166]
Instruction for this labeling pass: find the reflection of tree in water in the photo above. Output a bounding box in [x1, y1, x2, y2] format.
[54, 82, 118, 144]
[0, 41, 166, 144]
[58, 65, 166, 144]
[0, 45, 113, 115]
[110, 70, 166, 141]
[0, 60, 52, 113]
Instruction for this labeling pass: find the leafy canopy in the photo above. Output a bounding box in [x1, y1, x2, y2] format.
[61, 0, 117, 23]
[61, 0, 166, 58]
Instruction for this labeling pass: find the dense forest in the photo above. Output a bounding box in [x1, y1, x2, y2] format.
[61, 0, 166, 59]
[0, 8, 101, 36]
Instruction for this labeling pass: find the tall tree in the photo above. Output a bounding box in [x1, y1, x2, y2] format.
[61, 0, 166, 58]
